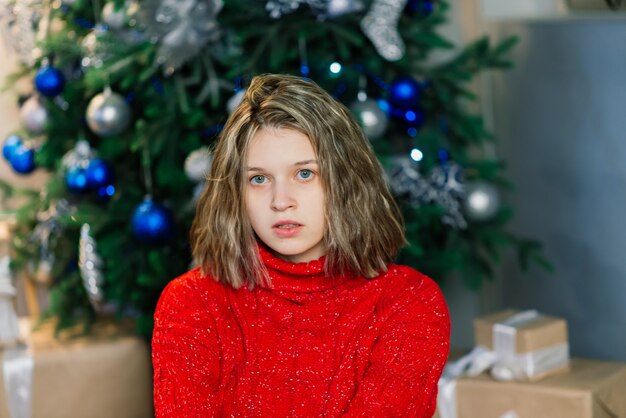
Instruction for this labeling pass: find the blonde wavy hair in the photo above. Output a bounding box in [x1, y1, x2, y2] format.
[191, 73, 406, 289]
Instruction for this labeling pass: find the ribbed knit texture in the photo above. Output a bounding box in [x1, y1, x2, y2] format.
[152, 245, 450, 417]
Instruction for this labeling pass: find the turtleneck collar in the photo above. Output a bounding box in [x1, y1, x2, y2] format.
[256, 244, 354, 292]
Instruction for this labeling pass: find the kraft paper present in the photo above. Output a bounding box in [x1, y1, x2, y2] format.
[474, 309, 568, 353]
[474, 309, 570, 381]
[0, 319, 153, 418]
[453, 358, 626, 418]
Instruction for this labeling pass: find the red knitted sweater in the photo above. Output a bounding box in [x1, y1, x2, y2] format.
[152, 245, 450, 417]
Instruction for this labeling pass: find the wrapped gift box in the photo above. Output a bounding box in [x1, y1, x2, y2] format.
[474, 309, 569, 381]
[450, 358, 626, 418]
[0, 319, 153, 418]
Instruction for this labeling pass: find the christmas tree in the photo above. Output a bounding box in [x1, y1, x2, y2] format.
[0, 0, 548, 335]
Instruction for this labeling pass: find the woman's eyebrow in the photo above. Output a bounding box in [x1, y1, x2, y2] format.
[293, 159, 318, 166]
[246, 160, 318, 171]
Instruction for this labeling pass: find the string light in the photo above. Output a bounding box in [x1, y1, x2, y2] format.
[329, 62, 342, 75]
[410, 148, 423, 162]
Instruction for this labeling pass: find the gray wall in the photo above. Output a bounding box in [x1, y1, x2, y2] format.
[489, 20, 626, 362]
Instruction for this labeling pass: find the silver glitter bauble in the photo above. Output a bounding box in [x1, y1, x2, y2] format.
[463, 181, 500, 222]
[20, 96, 48, 135]
[184, 147, 212, 182]
[102, 2, 128, 30]
[86, 89, 132, 137]
[350, 98, 388, 140]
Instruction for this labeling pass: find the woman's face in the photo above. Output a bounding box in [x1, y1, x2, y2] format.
[245, 127, 326, 263]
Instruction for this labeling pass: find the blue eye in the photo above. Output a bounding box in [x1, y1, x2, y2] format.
[298, 169, 313, 180]
[251, 175, 266, 184]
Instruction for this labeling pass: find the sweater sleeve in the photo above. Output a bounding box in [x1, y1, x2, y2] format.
[152, 274, 222, 418]
[343, 269, 450, 418]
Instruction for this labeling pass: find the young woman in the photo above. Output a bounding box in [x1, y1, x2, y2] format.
[152, 74, 450, 417]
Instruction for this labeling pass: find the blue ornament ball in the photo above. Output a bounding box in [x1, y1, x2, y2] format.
[86, 159, 114, 188]
[131, 198, 174, 243]
[66, 167, 90, 193]
[97, 184, 116, 200]
[389, 76, 422, 109]
[3, 135, 23, 161]
[9, 145, 36, 174]
[34, 66, 66, 97]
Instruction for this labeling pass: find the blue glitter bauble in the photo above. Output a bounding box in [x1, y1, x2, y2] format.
[34, 66, 66, 97]
[131, 198, 174, 244]
[389, 76, 422, 109]
[86, 159, 114, 188]
[2, 135, 23, 161]
[66, 167, 90, 193]
[9, 146, 36, 174]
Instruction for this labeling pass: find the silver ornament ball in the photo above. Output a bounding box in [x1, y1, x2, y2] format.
[184, 148, 212, 182]
[20, 96, 48, 135]
[350, 98, 388, 140]
[463, 181, 500, 222]
[86, 90, 132, 137]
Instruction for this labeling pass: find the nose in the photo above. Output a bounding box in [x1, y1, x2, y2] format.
[271, 181, 296, 211]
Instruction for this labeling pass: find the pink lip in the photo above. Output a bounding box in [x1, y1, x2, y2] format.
[272, 221, 303, 238]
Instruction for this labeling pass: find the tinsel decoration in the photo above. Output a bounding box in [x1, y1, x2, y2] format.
[137, 0, 223, 75]
[81, 26, 113, 69]
[0, 256, 19, 344]
[265, 0, 363, 19]
[61, 139, 95, 170]
[29, 199, 74, 284]
[79, 223, 114, 315]
[388, 157, 468, 229]
[0, 0, 45, 65]
[360, 0, 409, 61]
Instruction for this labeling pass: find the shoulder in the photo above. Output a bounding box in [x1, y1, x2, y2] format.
[377, 264, 450, 324]
[154, 267, 227, 323]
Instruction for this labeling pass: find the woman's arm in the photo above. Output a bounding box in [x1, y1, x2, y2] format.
[343, 270, 450, 418]
[152, 274, 222, 418]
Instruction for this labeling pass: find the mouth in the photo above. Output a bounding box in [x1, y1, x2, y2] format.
[272, 221, 303, 238]
[272, 221, 303, 229]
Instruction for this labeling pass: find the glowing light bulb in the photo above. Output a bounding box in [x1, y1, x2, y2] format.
[410, 148, 423, 162]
